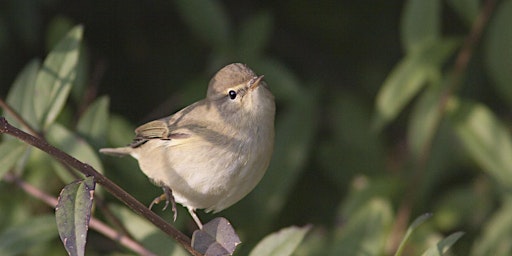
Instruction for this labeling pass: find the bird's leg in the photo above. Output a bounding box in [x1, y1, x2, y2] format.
[188, 208, 203, 229]
[149, 186, 178, 222]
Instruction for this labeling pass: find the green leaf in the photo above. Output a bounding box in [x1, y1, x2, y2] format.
[470, 198, 512, 256]
[0, 215, 59, 256]
[249, 225, 311, 256]
[401, 0, 441, 52]
[448, 98, 512, 188]
[330, 198, 393, 255]
[407, 84, 444, 160]
[34, 25, 82, 129]
[484, 0, 512, 104]
[0, 140, 27, 178]
[447, 0, 479, 26]
[175, 0, 230, 49]
[55, 176, 95, 256]
[76, 96, 110, 148]
[373, 38, 459, 130]
[5, 59, 41, 130]
[238, 12, 273, 59]
[47, 123, 104, 183]
[108, 204, 187, 256]
[395, 213, 433, 256]
[422, 231, 464, 256]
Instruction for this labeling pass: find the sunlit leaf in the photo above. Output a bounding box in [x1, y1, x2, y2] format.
[191, 218, 241, 256]
[0, 215, 59, 255]
[34, 25, 82, 129]
[5, 59, 40, 130]
[401, 0, 441, 52]
[175, 0, 230, 49]
[47, 123, 104, 183]
[248, 225, 311, 256]
[0, 140, 27, 178]
[55, 177, 95, 256]
[448, 98, 512, 188]
[330, 198, 393, 255]
[484, 0, 512, 104]
[407, 84, 444, 160]
[421, 231, 464, 256]
[374, 38, 459, 130]
[77, 96, 110, 148]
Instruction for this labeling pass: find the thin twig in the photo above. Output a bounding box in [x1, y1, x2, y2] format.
[2, 172, 156, 256]
[0, 117, 201, 256]
[388, 0, 497, 253]
[0, 97, 41, 137]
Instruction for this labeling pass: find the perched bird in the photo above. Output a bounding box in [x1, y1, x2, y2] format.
[100, 63, 275, 229]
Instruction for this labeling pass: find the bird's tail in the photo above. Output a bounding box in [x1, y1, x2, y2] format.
[99, 147, 132, 156]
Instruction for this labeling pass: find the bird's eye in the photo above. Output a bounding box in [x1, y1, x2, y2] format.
[228, 90, 237, 100]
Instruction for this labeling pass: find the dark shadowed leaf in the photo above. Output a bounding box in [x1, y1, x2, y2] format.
[175, 0, 230, 49]
[422, 231, 464, 256]
[191, 217, 241, 256]
[401, 0, 441, 52]
[238, 11, 273, 59]
[34, 25, 82, 129]
[55, 176, 95, 256]
[0, 215, 58, 255]
[484, 0, 512, 104]
[248, 225, 311, 256]
[447, 0, 479, 25]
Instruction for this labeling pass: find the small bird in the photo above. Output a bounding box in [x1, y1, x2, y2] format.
[100, 63, 275, 229]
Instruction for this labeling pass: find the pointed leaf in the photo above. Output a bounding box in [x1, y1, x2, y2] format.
[374, 38, 459, 130]
[76, 96, 110, 147]
[249, 225, 312, 256]
[0, 140, 27, 178]
[448, 99, 512, 188]
[484, 0, 512, 104]
[5, 59, 40, 130]
[0, 215, 58, 255]
[408, 84, 444, 160]
[422, 231, 464, 256]
[191, 217, 241, 256]
[55, 176, 95, 256]
[34, 25, 82, 129]
[47, 123, 104, 183]
[401, 0, 441, 52]
[395, 213, 433, 256]
[175, 0, 230, 48]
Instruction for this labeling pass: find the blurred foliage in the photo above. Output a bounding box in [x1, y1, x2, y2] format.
[1, 0, 512, 255]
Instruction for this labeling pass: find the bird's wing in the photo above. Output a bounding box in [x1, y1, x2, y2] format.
[130, 119, 191, 147]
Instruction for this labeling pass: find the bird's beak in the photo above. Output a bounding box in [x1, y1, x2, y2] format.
[249, 75, 264, 90]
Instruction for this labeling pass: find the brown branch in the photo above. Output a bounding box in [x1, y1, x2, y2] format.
[2, 172, 156, 256]
[0, 117, 201, 256]
[388, 0, 497, 253]
[0, 97, 41, 137]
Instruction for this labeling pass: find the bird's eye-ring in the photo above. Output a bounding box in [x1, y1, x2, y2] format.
[228, 90, 237, 100]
